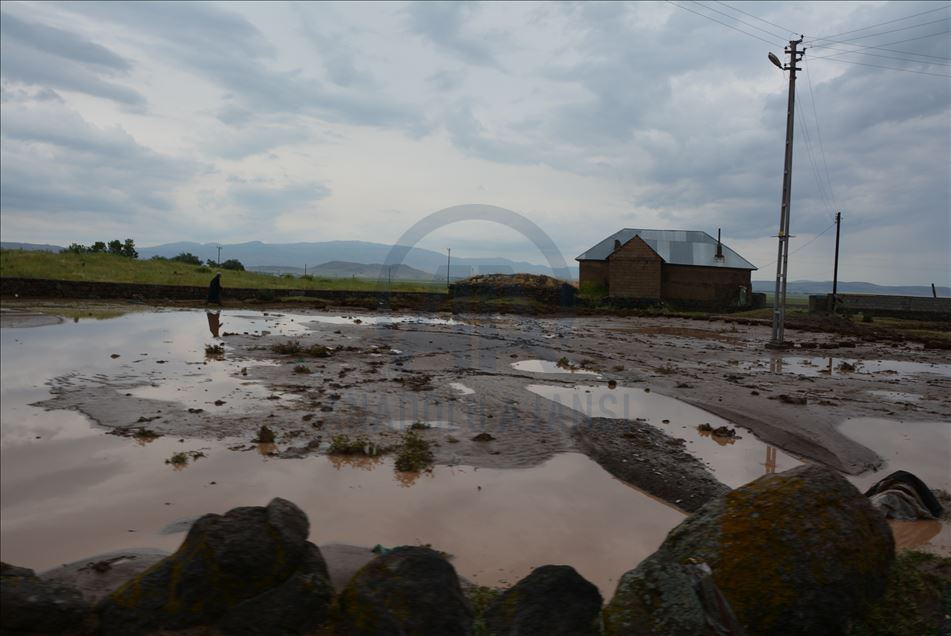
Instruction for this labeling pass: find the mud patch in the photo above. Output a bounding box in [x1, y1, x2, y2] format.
[527, 384, 800, 488]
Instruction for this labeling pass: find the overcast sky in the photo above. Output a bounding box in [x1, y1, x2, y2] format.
[1, 1, 948, 284]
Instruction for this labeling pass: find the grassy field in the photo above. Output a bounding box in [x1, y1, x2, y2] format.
[0, 250, 447, 293]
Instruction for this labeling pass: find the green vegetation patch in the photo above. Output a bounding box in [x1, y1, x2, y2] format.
[850, 550, 951, 636]
[328, 434, 384, 456]
[270, 340, 331, 357]
[394, 431, 434, 473]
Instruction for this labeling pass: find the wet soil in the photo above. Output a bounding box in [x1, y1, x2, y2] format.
[3, 302, 950, 573]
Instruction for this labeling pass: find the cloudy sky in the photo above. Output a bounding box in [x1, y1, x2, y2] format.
[1, 1, 948, 284]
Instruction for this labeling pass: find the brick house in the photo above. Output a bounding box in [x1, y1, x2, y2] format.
[576, 229, 757, 308]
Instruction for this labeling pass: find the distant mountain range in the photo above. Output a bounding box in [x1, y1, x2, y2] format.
[752, 280, 949, 297]
[132, 240, 569, 278]
[251, 261, 433, 281]
[2, 241, 945, 295]
[1, 242, 65, 252]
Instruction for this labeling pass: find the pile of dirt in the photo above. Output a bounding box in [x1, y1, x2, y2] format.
[450, 274, 576, 306]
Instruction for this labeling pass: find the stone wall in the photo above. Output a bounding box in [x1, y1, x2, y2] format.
[809, 293, 951, 320]
[607, 236, 662, 299]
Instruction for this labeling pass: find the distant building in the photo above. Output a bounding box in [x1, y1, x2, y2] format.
[576, 229, 757, 308]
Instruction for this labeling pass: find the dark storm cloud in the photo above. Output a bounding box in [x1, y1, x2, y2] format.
[54, 1, 426, 133]
[0, 9, 145, 108]
[406, 1, 501, 68]
[0, 103, 195, 216]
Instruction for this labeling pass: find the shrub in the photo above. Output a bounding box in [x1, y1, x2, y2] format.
[328, 434, 382, 456]
[221, 259, 245, 271]
[394, 431, 434, 472]
[171, 252, 202, 265]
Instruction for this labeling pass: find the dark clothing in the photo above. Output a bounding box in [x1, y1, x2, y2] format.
[207, 274, 222, 304]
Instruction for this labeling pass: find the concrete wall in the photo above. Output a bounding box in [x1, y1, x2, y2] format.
[809, 293, 951, 320]
[578, 261, 609, 290]
[661, 265, 752, 308]
[607, 236, 662, 299]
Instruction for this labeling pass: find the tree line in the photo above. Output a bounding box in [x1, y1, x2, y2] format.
[64, 240, 244, 271]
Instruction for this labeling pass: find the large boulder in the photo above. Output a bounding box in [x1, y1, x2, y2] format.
[336, 546, 473, 635]
[1, 562, 97, 635]
[483, 565, 602, 635]
[605, 464, 894, 635]
[215, 543, 335, 635]
[98, 498, 332, 635]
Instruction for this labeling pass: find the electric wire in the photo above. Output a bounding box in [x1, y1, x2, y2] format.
[805, 29, 951, 60]
[807, 56, 951, 77]
[806, 5, 950, 42]
[807, 17, 950, 45]
[692, 1, 791, 42]
[711, 0, 798, 37]
[665, 1, 783, 46]
[808, 49, 951, 67]
[802, 59, 838, 213]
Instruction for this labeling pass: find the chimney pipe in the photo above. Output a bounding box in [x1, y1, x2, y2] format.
[614, 239, 621, 251]
[716, 229, 723, 259]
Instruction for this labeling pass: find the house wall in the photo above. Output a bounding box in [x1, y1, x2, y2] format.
[661, 264, 752, 307]
[607, 236, 662, 298]
[579, 261, 609, 289]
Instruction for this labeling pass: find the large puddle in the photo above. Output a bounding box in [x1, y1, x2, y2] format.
[840, 417, 951, 556]
[1, 310, 682, 594]
[745, 356, 951, 379]
[526, 384, 800, 489]
[512, 359, 601, 377]
[308, 314, 461, 326]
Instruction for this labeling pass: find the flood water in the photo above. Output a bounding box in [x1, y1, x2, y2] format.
[526, 384, 800, 489]
[840, 417, 951, 557]
[746, 356, 951, 379]
[512, 359, 601, 376]
[1, 309, 683, 594]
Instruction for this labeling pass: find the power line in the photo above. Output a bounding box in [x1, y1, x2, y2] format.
[692, 1, 791, 42]
[711, 0, 798, 37]
[807, 17, 951, 45]
[795, 91, 835, 216]
[807, 30, 951, 62]
[807, 5, 950, 42]
[802, 59, 837, 212]
[665, 1, 783, 46]
[809, 48, 951, 67]
[807, 55, 951, 78]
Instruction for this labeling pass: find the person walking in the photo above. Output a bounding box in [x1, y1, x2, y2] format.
[207, 272, 222, 305]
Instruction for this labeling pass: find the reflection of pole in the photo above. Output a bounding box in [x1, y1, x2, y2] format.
[769, 38, 804, 348]
[764, 446, 777, 474]
[831, 211, 841, 314]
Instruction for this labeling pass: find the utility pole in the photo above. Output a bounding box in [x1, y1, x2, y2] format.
[767, 37, 804, 349]
[446, 248, 451, 289]
[831, 211, 841, 314]
[216, 245, 222, 266]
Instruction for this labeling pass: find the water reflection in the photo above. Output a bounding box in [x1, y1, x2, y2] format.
[206, 311, 221, 338]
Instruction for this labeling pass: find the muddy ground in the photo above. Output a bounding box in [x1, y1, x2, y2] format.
[5, 299, 949, 514]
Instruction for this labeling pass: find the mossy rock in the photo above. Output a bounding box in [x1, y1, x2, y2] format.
[484, 564, 601, 635]
[611, 464, 894, 635]
[336, 546, 472, 635]
[98, 498, 318, 634]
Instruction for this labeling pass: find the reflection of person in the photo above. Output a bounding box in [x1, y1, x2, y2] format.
[206, 310, 221, 337]
[207, 272, 222, 305]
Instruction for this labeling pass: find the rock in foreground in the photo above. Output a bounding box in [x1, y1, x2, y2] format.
[484, 564, 602, 635]
[606, 464, 894, 635]
[98, 497, 332, 635]
[336, 546, 473, 635]
[1, 562, 97, 635]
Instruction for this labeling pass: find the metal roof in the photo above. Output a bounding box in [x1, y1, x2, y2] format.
[576, 229, 757, 270]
